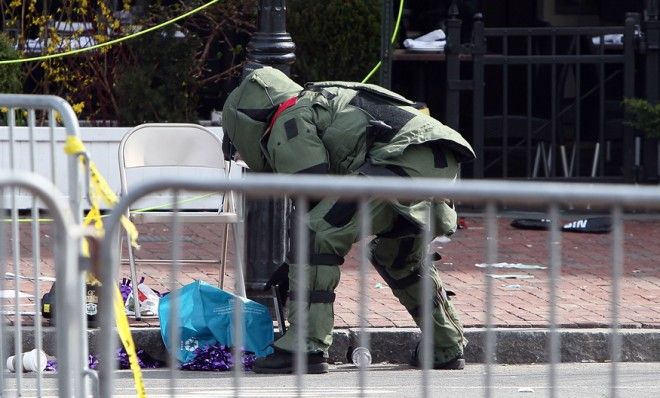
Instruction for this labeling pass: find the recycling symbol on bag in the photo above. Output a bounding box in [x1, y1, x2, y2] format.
[183, 338, 199, 352]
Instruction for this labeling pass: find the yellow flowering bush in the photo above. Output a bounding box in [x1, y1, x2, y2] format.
[2, 0, 256, 123]
[2, 0, 132, 121]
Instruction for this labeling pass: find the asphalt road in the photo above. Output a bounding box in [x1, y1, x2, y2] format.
[4, 362, 660, 397]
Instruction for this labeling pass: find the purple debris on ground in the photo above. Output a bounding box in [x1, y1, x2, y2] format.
[119, 278, 132, 303]
[45, 350, 163, 371]
[88, 354, 99, 370]
[117, 347, 163, 369]
[45, 359, 57, 372]
[180, 344, 256, 371]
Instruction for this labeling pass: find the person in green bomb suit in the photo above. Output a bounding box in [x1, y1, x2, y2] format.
[222, 66, 475, 374]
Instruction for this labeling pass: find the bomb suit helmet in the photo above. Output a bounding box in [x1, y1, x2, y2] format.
[222, 67, 303, 171]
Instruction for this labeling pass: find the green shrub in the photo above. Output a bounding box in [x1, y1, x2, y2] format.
[113, 1, 256, 124]
[287, 0, 381, 83]
[113, 27, 201, 125]
[0, 33, 22, 94]
[624, 98, 660, 139]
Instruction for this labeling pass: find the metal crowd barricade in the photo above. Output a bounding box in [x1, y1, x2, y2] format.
[1, 95, 88, 397]
[0, 94, 83, 215]
[0, 171, 83, 397]
[98, 173, 660, 398]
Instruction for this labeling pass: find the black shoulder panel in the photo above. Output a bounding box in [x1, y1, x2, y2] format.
[284, 118, 299, 140]
[349, 92, 416, 133]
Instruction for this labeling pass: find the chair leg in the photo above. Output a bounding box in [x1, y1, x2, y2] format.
[560, 145, 570, 177]
[542, 143, 552, 177]
[591, 142, 600, 177]
[126, 229, 141, 320]
[569, 144, 577, 177]
[533, 142, 552, 177]
[220, 224, 230, 289]
[230, 223, 247, 298]
[533, 144, 542, 177]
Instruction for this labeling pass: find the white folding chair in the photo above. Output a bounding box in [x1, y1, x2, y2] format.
[118, 123, 243, 319]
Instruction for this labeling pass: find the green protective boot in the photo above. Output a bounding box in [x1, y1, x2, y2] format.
[409, 342, 465, 370]
[252, 347, 329, 374]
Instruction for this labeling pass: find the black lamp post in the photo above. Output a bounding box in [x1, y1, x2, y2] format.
[647, 0, 659, 104]
[645, 0, 659, 180]
[241, 0, 296, 295]
[243, 0, 296, 76]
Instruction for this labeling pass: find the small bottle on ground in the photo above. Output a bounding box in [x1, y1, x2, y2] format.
[351, 347, 372, 368]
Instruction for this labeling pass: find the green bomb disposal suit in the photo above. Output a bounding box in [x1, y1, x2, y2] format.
[222, 67, 475, 365]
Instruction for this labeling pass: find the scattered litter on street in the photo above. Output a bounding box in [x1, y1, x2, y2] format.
[511, 217, 612, 233]
[504, 284, 522, 289]
[476, 262, 547, 270]
[458, 218, 467, 229]
[488, 274, 534, 280]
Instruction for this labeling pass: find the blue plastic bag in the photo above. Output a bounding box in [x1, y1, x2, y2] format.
[159, 280, 274, 363]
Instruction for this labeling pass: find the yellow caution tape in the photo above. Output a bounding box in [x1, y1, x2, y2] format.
[64, 136, 139, 250]
[113, 284, 147, 397]
[62, 132, 86, 154]
[81, 206, 103, 258]
[64, 135, 145, 397]
[84, 272, 145, 396]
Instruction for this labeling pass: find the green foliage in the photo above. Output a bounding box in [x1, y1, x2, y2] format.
[113, 27, 201, 125]
[624, 98, 660, 139]
[0, 33, 22, 93]
[2, 0, 254, 122]
[178, 0, 257, 118]
[287, 0, 381, 83]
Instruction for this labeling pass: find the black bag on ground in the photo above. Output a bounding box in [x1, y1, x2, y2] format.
[511, 217, 611, 233]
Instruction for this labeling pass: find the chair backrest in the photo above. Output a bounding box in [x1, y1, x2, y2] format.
[119, 123, 225, 169]
[118, 123, 230, 210]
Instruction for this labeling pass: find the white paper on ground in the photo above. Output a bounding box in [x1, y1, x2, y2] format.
[475, 262, 547, 270]
[504, 284, 522, 289]
[487, 274, 534, 280]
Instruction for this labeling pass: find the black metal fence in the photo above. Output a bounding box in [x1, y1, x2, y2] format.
[385, 2, 660, 183]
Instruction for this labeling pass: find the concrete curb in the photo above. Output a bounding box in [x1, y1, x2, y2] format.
[6, 327, 660, 364]
[329, 328, 660, 364]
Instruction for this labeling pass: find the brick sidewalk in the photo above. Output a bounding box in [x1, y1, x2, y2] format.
[3, 216, 660, 329]
[326, 215, 658, 329]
